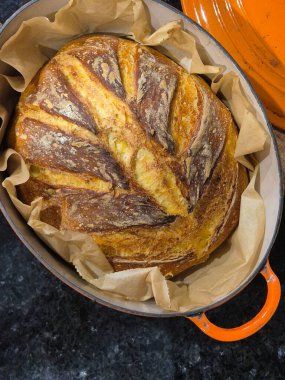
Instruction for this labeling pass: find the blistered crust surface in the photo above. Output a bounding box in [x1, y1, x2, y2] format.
[11, 35, 247, 277]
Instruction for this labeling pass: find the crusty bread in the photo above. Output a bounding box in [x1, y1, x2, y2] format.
[10, 35, 248, 277]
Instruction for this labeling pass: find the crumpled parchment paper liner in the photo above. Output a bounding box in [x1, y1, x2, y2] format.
[212, 72, 268, 170]
[0, 0, 218, 92]
[0, 0, 268, 312]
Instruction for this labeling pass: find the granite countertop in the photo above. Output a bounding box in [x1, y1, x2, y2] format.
[0, 1, 285, 379]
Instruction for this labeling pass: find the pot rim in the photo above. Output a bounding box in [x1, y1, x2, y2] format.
[0, 0, 283, 318]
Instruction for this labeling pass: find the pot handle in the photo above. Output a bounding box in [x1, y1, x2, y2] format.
[186, 261, 281, 342]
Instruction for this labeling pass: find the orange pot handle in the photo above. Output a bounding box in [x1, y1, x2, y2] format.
[187, 261, 281, 342]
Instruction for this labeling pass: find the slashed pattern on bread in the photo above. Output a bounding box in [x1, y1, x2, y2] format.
[10, 35, 248, 276]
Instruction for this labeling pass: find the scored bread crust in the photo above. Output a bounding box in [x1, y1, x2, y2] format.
[10, 34, 248, 277]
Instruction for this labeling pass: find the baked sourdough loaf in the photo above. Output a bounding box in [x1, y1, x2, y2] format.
[9, 35, 248, 277]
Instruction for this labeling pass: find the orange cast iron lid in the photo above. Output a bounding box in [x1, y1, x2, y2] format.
[181, 0, 285, 130]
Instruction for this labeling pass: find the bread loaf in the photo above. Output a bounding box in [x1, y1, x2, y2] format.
[9, 35, 248, 277]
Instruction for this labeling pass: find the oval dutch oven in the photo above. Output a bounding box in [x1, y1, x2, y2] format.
[0, 0, 283, 342]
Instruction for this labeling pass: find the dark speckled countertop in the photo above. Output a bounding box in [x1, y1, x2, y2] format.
[1, 1, 285, 379]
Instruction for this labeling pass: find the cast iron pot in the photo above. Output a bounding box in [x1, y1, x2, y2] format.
[0, 0, 283, 342]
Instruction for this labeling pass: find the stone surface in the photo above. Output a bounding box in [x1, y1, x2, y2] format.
[0, 1, 285, 379]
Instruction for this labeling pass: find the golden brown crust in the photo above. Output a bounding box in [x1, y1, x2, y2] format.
[11, 34, 248, 277]
[134, 47, 178, 153]
[19, 118, 129, 188]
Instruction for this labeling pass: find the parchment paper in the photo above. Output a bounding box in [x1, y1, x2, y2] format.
[0, 0, 268, 312]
